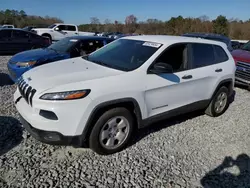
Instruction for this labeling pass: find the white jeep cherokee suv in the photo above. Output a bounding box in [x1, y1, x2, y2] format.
[14, 35, 236, 155]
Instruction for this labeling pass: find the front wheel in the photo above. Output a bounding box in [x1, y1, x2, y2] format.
[205, 86, 229, 117]
[89, 108, 134, 155]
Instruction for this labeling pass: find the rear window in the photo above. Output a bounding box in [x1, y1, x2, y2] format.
[192, 43, 215, 68]
[214, 45, 229, 63]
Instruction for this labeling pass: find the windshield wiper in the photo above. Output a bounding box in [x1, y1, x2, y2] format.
[90, 60, 129, 71]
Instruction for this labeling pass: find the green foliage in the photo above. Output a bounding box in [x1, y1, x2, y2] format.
[0, 9, 63, 28]
[212, 15, 229, 36]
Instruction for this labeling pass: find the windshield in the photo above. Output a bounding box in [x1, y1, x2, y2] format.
[48, 24, 56, 28]
[86, 39, 162, 71]
[242, 41, 250, 51]
[48, 38, 78, 53]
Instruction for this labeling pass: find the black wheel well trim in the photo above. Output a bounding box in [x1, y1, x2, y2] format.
[79, 97, 143, 145]
[212, 78, 233, 98]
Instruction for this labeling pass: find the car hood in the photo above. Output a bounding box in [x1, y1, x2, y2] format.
[232, 49, 250, 63]
[21, 57, 124, 93]
[9, 48, 68, 64]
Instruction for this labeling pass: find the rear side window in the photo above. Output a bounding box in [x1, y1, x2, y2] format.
[214, 45, 229, 63]
[0, 30, 11, 38]
[191, 43, 215, 68]
[66, 25, 76, 31]
[12, 30, 29, 39]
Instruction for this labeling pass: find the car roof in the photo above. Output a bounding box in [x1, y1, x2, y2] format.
[183, 32, 229, 39]
[122, 35, 227, 47]
[66, 36, 113, 40]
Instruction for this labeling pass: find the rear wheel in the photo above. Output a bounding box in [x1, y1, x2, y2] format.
[205, 86, 229, 117]
[89, 107, 134, 155]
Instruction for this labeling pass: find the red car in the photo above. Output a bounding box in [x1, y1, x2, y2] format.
[232, 41, 250, 88]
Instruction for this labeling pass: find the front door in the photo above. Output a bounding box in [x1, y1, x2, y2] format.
[145, 43, 198, 118]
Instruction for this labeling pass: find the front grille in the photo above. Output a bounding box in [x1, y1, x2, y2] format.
[236, 61, 250, 82]
[17, 77, 36, 106]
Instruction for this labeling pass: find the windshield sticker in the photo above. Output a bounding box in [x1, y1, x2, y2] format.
[143, 42, 161, 48]
[70, 39, 78, 42]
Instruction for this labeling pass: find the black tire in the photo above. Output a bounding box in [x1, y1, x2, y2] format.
[42, 34, 52, 42]
[89, 107, 134, 155]
[205, 86, 229, 117]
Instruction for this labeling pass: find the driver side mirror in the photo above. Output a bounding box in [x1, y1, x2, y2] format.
[149, 62, 173, 74]
[54, 27, 60, 31]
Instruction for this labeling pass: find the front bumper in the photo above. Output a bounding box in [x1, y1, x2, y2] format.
[235, 77, 250, 87]
[19, 114, 81, 146]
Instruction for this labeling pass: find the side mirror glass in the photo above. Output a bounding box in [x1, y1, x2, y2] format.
[149, 62, 173, 74]
[54, 27, 60, 31]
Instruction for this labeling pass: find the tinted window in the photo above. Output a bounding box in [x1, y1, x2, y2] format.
[192, 43, 215, 68]
[214, 45, 229, 63]
[12, 30, 29, 38]
[66, 25, 76, 31]
[48, 37, 78, 53]
[57, 25, 66, 30]
[86, 39, 162, 71]
[0, 30, 11, 38]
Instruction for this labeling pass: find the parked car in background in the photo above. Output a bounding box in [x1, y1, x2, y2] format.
[232, 40, 250, 88]
[31, 23, 95, 42]
[0, 24, 15, 28]
[22, 26, 37, 31]
[0, 28, 51, 55]
[231, 41, 241, 50]
[7, 36, 114, 82]
[182, 33, 233, 51]
[14, 35, 235, 155]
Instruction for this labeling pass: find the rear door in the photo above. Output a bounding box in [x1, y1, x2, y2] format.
[0, 30, 12, 54]
[64, 25, 78, 37]
[11, 30, 32, 53]
[188, 43, 228, 100]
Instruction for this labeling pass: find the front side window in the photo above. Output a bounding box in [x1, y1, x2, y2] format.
[191, 43, 215, 68]
[154, 43, 188, 72]
[48, 37, 78, 53]
[242, 41, 250, 51]
[57, 25, 66, 30]
[86, 39, 162, 71]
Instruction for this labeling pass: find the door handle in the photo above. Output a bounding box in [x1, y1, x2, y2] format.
[182, 75, 192, 79]
[215, 68, 222, 72]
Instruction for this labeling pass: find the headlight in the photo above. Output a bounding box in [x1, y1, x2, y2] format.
[16, 61, 36, 67]
[40, 89, 91, 100]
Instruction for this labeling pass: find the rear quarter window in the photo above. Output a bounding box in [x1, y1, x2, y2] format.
[213, 45, 229, 63]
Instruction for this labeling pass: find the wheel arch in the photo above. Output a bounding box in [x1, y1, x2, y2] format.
[41, 33, 52, 41]
[80, 98, 143, 146]
[212, 78, 234, 99]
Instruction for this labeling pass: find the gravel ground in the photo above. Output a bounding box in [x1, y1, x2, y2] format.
[1, 55, 250, 188]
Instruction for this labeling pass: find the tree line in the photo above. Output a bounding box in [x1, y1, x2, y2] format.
[0, 9, 250, 40]
[0, 9, 63, 28]
[79, 15, 250, 40]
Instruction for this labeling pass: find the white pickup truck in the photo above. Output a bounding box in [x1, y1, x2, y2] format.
[31, 23, 95, 42]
